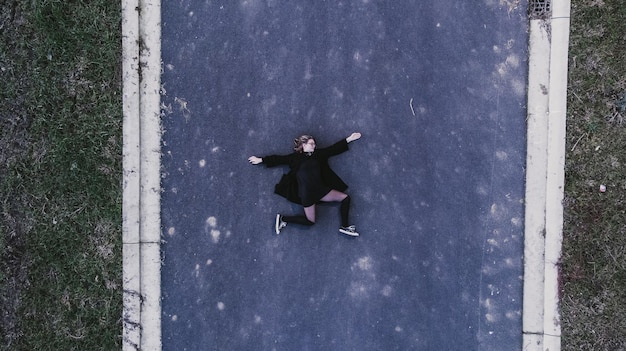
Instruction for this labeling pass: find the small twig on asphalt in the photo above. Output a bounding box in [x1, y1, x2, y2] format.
[409, 98, 416, 116]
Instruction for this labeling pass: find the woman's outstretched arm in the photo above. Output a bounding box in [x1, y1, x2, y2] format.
[316, 133, 361, 158]
[249, 154, 293, 167]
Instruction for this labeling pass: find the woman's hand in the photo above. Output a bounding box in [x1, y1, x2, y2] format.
[248, 156, 263, 165]
[346, 132, 362, 143]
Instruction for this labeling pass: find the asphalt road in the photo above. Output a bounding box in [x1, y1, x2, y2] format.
[160, 1, 529, 350]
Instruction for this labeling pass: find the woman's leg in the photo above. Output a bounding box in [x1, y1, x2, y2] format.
[282, 205, 315, 226]
[303, 204, 316, 223]
[320, 190, 348, 202]
[339, 195, 351, 227]
[320, 190, 351, 227]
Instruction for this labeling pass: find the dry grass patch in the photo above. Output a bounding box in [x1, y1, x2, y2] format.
[562, 0, 626, 349]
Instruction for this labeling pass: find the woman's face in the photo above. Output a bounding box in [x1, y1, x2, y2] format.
[302, 139, 316, 153]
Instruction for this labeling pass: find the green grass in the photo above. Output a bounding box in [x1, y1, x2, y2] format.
[0, 0, 624, 349]
[0, 0, 122, 349]
[562, 0, 626, 350]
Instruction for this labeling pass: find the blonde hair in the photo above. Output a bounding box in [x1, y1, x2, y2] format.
[293, 134, 314, 153]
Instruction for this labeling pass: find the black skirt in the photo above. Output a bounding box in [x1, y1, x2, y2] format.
[297, 157, 331, 207]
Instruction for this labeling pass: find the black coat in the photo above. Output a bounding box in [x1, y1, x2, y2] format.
[262, 139, 350, 205]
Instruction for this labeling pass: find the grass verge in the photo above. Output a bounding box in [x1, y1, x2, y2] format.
[0, 0, 122, 349]
[562, 0, 626, 350]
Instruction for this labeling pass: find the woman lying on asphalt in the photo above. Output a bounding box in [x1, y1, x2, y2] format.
[248, 132, 362, 236]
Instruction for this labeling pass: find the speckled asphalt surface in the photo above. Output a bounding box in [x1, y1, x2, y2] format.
[159, 1, 529, 350]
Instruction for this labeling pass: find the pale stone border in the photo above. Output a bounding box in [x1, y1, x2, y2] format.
[122, 0, 162, 349]
[523, 1, 570, 350]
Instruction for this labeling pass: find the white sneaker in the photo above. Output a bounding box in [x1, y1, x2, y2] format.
[275, 214, 286, 234]
[339, 225, 359, 237]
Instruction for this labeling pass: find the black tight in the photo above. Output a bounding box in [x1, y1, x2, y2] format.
[283, 195, 351, 228]
[282, 215, 314, 226]
[340, 195, 351, 227]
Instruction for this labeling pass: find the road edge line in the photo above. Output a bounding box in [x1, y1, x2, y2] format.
[122, 0, 163, 350]
[523, 1, 570, 350]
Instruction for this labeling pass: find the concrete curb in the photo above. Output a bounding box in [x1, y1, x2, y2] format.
[523, 1, 570, 350]
[122, 0, 162, 349]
